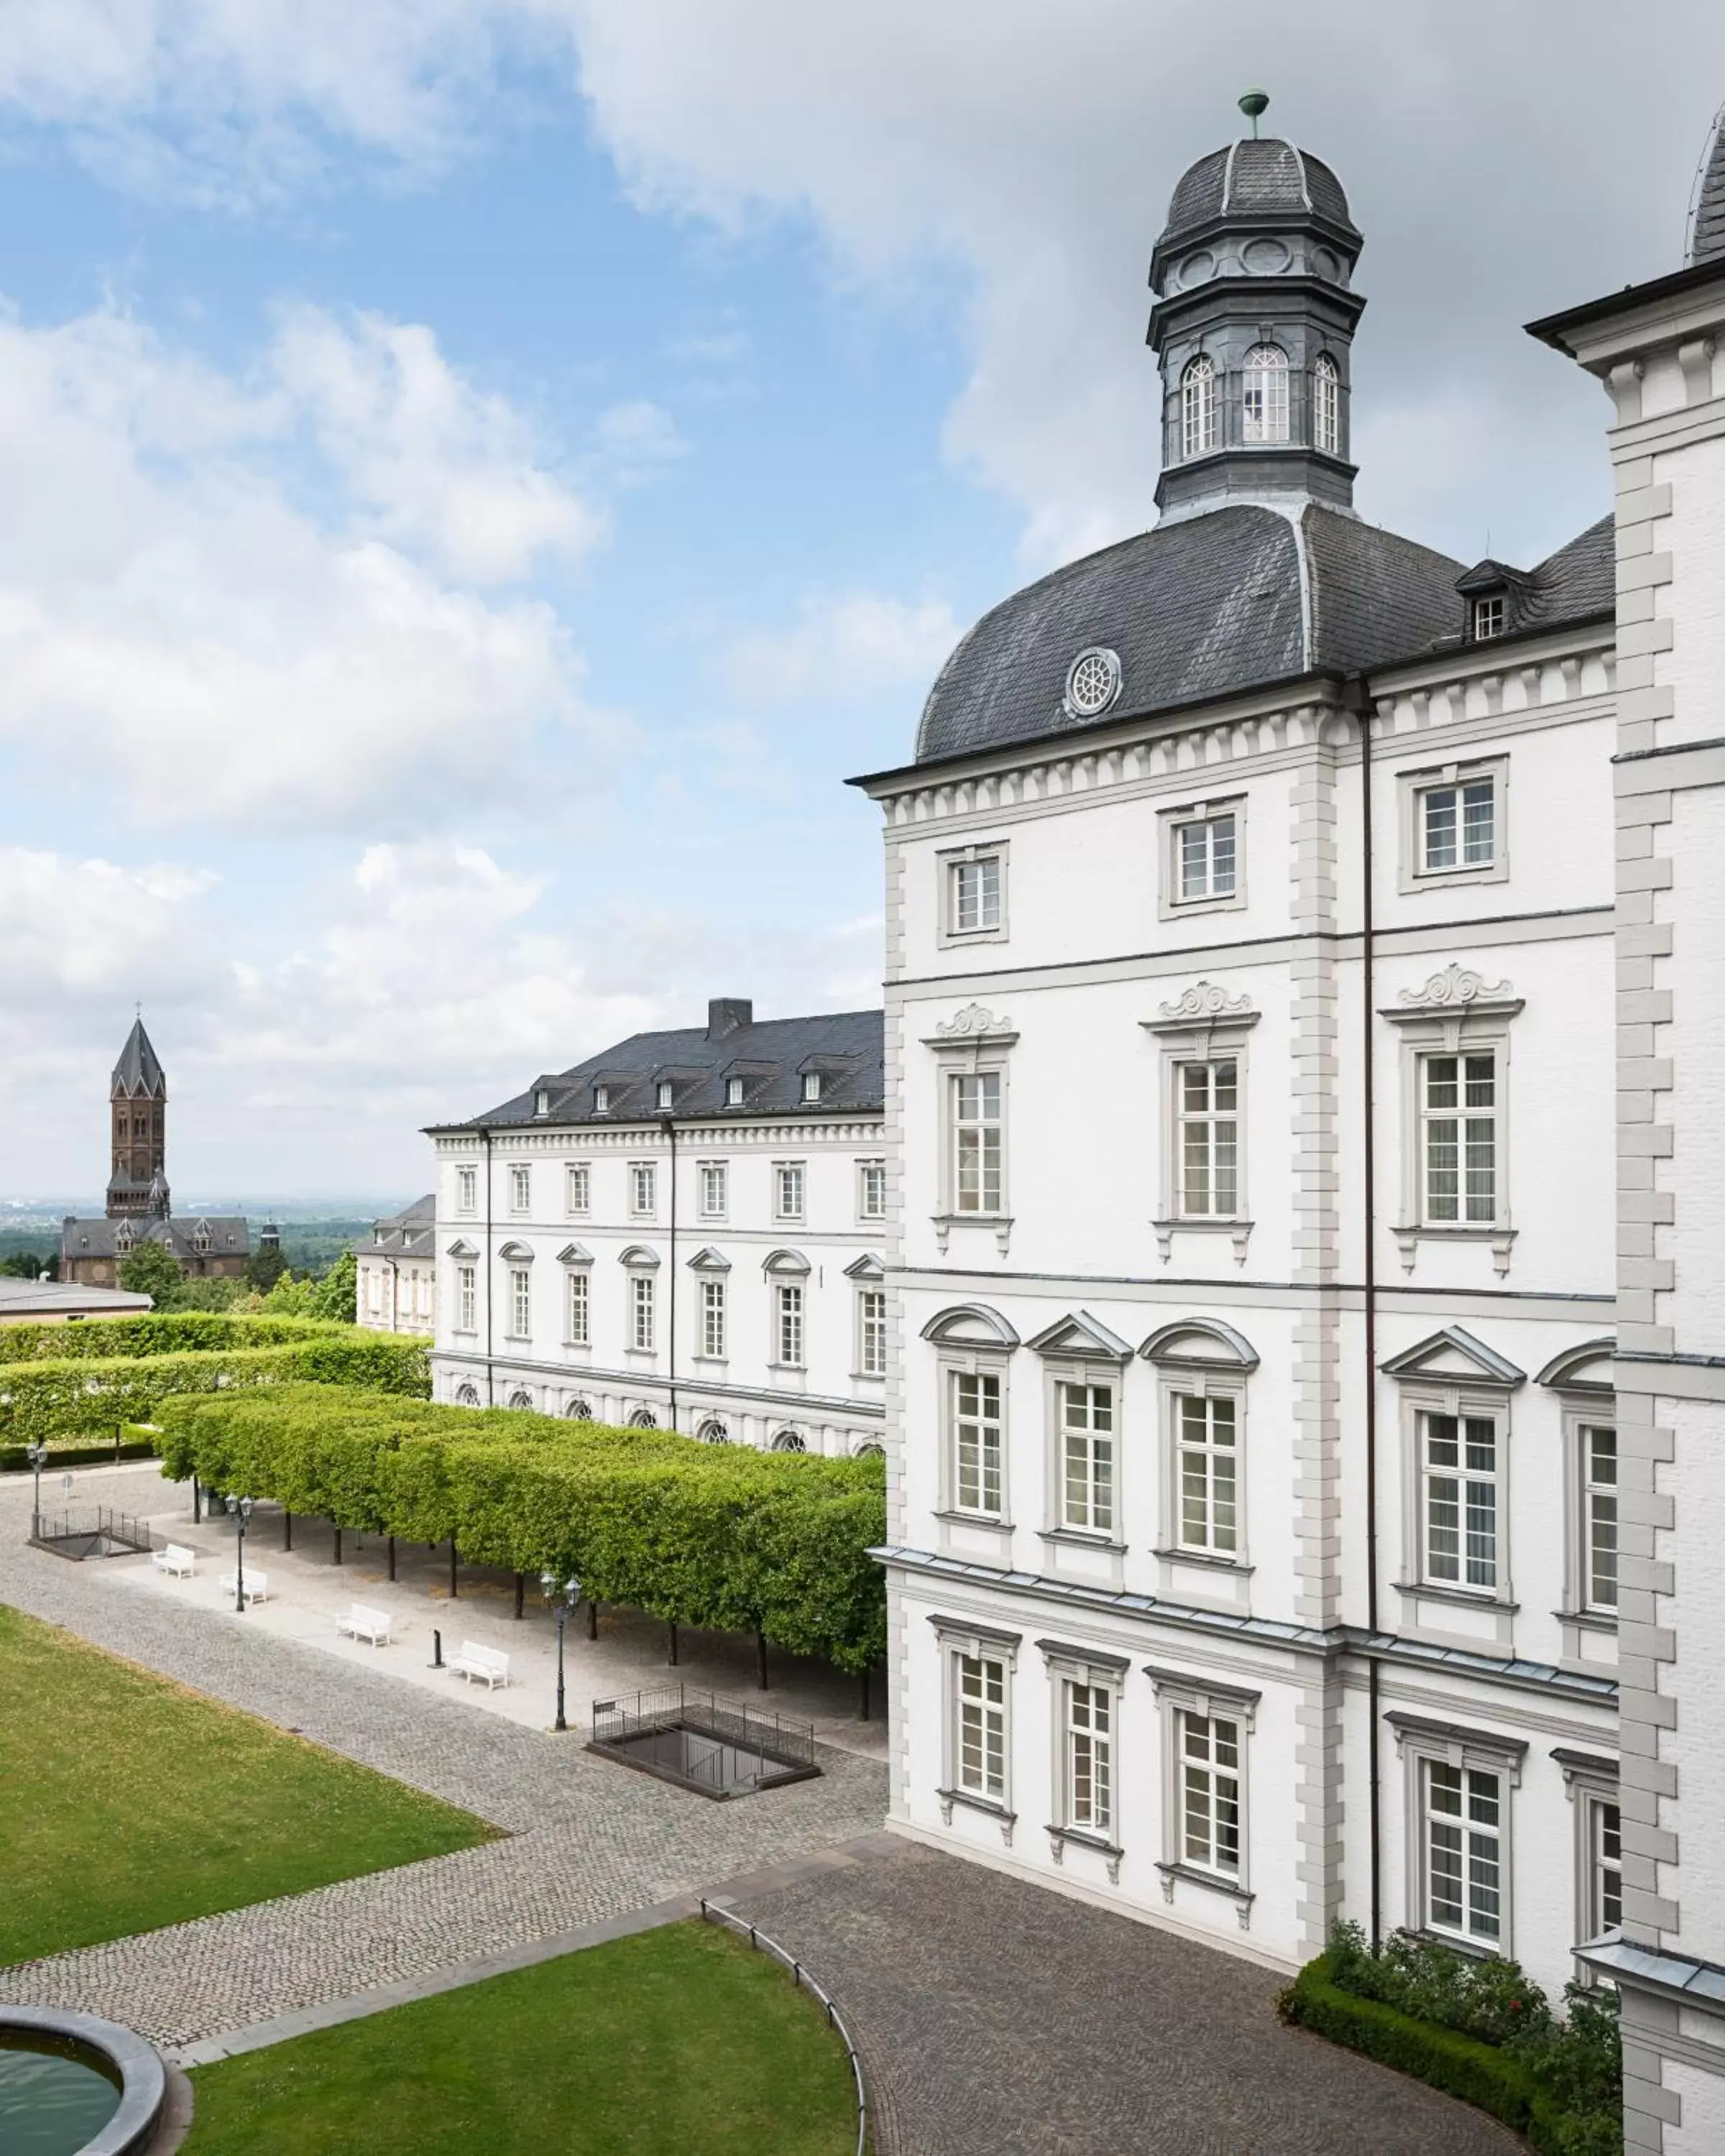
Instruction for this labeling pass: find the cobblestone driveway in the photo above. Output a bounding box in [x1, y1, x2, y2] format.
[731, 1838, 1524, 2156]
[0, 1467, 887, 2048]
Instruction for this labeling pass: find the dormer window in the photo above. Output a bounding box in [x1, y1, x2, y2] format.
[727, 1077, 745, 1107]
[656, 1081, 673, 1111]
[1181, 354, 1218, 458]
[535, 1089, 551, 1117]
[802, 1072, 822, 1103]
[593, 1085, 609, 1113]
[1471, 595, 1506, 641]
[1242, 346, 1290, 444]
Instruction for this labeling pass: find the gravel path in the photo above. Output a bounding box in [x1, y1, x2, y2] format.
[0, 1465, 888, 2049]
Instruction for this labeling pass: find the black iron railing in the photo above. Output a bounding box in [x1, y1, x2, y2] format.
[589, 1685, 816, 1772]
[29, 1508, 157, 1557]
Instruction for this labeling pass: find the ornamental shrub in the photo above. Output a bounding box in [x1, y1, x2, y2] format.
[0, 1336, 428, 1446]
[0, 1312, 356, 1365]
[1285, 1924, 1621, 2156]
[154, 1383, 888, 1674]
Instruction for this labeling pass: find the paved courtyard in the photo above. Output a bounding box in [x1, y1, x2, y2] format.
[730, 1839, 1525, 2156]
[4, 1462, 1524, 2154]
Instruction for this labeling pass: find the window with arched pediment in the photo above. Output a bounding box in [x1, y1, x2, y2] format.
[1181, 354, 1218, 459]
[696, 1419, 730, 1445]
[628, 1406, 658, 1429]
[1313, 354, 1340, 456]
[507, 1388, 533, 1410]
[1242, 345, 1289, 444]
[454, 1383, 481, 1408]
[770, 1429, 806, 1453]
[564, 1397, 593, 1421]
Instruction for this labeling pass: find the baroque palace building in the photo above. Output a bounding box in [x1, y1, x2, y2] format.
[427, 999, 888, 1455]
[854, 103, 1725, 2149]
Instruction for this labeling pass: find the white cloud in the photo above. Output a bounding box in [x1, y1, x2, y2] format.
[0, 300, 612, 827]
[0, 837, 883, 1194]
[721, 589, 960, 706]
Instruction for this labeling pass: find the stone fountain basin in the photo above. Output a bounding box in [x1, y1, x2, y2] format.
[0, 2007, 166, 2155]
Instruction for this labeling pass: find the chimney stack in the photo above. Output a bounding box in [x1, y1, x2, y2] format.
[706, 998, 753, 1041]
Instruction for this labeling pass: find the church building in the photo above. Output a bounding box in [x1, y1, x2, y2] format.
[60, 1018, 250, 1287]
[856, 98, 1725, 2151]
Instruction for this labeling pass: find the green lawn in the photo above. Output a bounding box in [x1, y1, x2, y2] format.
[184, 1920, 860, 2156]
[0, 1603, 491, 1964]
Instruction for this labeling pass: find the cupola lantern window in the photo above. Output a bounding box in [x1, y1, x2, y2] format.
[1182, 355, 1218, 459]
[1242, 346, 1290, 444]
[1313, 354, 1340, 456]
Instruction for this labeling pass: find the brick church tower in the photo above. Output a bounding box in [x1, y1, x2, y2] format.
[106, 1015, 170, 1220]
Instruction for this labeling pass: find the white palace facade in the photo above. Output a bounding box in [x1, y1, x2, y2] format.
[855, 106, 1725, 2149]
[426, 999, 889, 1456]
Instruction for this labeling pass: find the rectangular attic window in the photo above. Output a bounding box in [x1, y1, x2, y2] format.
[802, 1072, 822, 1103]
[535, 1089, 551, 1116]
[657, 1081, 674, 1110]
[1471, 596, 1506, 640]
[727, 1077, 745, 1107]
[593, 1085, 610, 1112]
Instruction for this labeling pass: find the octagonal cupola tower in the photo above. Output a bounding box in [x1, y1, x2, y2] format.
[1150, 94, 1365, 520]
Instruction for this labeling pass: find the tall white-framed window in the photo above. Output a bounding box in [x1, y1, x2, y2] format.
[566, 1268, 589, 1347]
[1312, 354, 1340, 455]
[1181, 354, 1217, 459]
[775, 1281, 805, 1368]
[1179, 1710, 1243, 1878]
[725, 1075, 745, 1107]
[858, 1288, 888, 1377]
[699, 1161, 727, 1220]
[957, 1652, 1008, 1802]
[857, 1159, 887, 1222]
[630, 1162, 656, 1217]
[1242, 344, 1289, 443]
[1424, 1759, 1504, 1945]
[1582, 1424, 1618, 1613]
[1059, 1381, 1115, 1536]
[456, 1166, 477, 1215]
[1177, 1059, 1239, 1217]
[656, 1080, 674, 1110]
[1177, 812, 1237, 903]
[701, 1277, 726, 1360]
[1471, 594, 1506, 641]
[509, 1165, 531, 1214]
[565, 1164, 590, 1215]
[1062, 1680, 1113, 1835]
[457, 1263, 477, 1332]
[1586, 1792, 1622, 1938]
[1421, 1409, 1501, 1592]
[1176, 1393, 1238, 1554]
[509, 1266, 531, 1338]
[938, 841, 1008, 946]
[1419, 1051, 1499, 1227]
[951, 1369, 1003, 1517]
[631, 1273, 656, 1353]
[593, 1084, 610, 1112]
[774, 1162, 806, 1223]
[951, 1072, 1003, 1215]
[801, 1071, 822, 1102]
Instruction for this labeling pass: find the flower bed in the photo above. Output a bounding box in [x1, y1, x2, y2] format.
[1279, 1923, 1621, 2156]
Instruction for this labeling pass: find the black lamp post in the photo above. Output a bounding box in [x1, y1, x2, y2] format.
[25, 1440, 48, 1540]
[226, 1493, 254, 1612]
[541, 1570, 581, 1733]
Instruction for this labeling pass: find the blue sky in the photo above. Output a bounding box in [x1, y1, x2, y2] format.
[2, 2, 1722, 1205]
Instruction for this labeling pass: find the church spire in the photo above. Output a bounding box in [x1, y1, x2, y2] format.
[107, 1015, 169, 1219]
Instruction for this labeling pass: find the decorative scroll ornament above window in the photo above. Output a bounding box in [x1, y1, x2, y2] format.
[1063, 646, 1122, 720]
[934, 1003, 1013, 1040]
[1146, 981, 1259, 1033]
[1394, 964, 1520, 1015]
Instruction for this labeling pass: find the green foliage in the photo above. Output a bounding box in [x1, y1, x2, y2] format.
[0, 1250, 50, 1279]
[1283, 1926, 1621, 2156]
[0, 1310, 359, 1365]
[310, 1248, 359, 1321]
[247, 1241, 287, 1294]
[0, 1335, 428, 1447]
[259, 1271, 320, 1316]
[156, 1383, 888, 1674]
[117, 1238, 186, 1303]
[173, 1276, 250, 1312]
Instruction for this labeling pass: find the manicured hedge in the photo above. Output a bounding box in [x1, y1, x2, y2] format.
[155, 1384, 888, 1674]
[0, 1312, 354, 1365]
[0, 1337, 429, 1446]
[1280, 1929, 1622, 2156]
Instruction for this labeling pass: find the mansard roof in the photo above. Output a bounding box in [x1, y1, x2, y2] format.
[434, 1004, 883, 1133]
[360, 1194, 435, 1262]
[1162, 137, 1355, 248]
[896, 502, 1616, 773]
[112, 1018, 166, 1099]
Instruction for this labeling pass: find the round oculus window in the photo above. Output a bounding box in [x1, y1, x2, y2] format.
[1064, 646, 1121, 718]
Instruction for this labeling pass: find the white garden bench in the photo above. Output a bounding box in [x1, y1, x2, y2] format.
[153, 1544, 196, 1578]
[336, 1603, 393, 1647]
[448, 1641, 510, 1690]
[226, 1570, 270, 1607]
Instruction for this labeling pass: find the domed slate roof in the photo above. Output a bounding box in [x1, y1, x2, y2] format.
[915, 505, 1466, 764]
[1693, 105, 1725, 263]
[1162, 137, 1355, 243]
